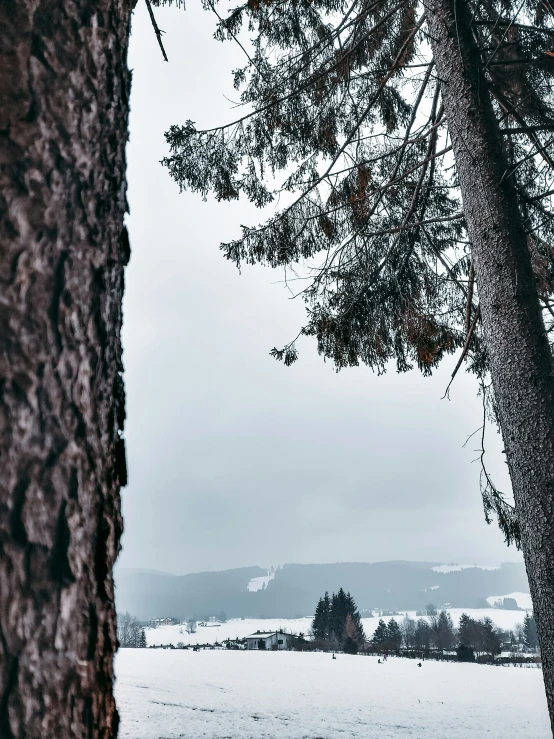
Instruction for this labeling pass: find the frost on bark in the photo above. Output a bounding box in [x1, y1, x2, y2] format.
[0, 0, 133, 736]
[428, 0, 554, 729]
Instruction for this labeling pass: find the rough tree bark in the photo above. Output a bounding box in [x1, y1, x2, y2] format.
[0, 1, 133, 736]
[428, 0, 554, 729]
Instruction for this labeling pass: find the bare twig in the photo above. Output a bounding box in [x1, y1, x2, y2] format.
[145, 0, 169, 62]
[443, 304, 481, 398]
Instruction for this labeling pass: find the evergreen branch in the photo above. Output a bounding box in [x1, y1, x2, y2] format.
[501, 136, 554, 182]
[500, 125, 554, 134]
[421, 227, 469, 299]
[489, 86, 554, 172]
[185, 0, 412, 138]
[335, 211, 464, 238]
[224, 15, 429, 243]
[482, 0, 527, 72]
[526, 186, 554, 201]
[472, 20, 554, 35]
[206, 0, 267, 82]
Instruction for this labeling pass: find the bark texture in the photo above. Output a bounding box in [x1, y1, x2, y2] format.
[428, 0, 554, 729]
[0, 1, 133, 736]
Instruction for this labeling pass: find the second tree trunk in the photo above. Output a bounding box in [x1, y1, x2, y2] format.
[428, 0, 554, 729]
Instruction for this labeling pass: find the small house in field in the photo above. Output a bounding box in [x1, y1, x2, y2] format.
[149, 617, 178, 627]
[245, 631, 293, 650]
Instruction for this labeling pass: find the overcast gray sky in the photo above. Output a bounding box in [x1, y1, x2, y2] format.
[118, 2, 520, 575]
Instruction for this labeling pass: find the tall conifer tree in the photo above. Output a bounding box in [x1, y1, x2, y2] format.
[458, 614, 476, 648]
[312, 592, 332, 640]
[524, 612, 540, 651]
[345, 591, 366, 642]
[372, 619, 389, 647]
[386, 618, 403, 650]
[329, 588, 350, 642]
[481, 617, 502, 658]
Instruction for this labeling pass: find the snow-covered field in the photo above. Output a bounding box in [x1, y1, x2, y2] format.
[247, 571, 276, 592]
[147, 609, 529, 648]
[487, 592, 533, 610]
[115, 649, 549, 738]
[147, 618, 313, 647]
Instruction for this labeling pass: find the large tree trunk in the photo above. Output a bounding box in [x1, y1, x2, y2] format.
[428, 0, 554, 729]
[0, 1, 133, 736]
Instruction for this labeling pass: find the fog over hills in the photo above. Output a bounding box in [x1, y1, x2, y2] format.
[115, 561, 529, 621]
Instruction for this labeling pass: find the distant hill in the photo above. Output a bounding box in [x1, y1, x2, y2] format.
[115, 567, 177, 578]
[115, 561, 529, 621]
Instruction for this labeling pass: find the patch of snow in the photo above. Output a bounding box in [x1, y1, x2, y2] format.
[431, 564, 500, 574]
[247, 570, 275, 592]
[441, 608, 525, 632]
[116, 649, 549, 738]
[487, 592, 533, 611]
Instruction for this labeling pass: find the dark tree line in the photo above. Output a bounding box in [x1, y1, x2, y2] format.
[374, 608, 455, 653]
[372, 618, 403, 651]
[380, 608, 538, 659]
[319, 597, 538, 659]
[457, 614, 502, 658]
[312, 589, 365, 651]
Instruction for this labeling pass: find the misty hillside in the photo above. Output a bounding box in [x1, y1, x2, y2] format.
[115, 561, 529, 621]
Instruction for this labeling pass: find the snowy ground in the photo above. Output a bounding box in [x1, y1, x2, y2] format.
[147, 609, 529, 648]
[487, 592, 533, 610]
[115, 649, 549, 738]
[147, 618, 313, 647]
[247, 571, 276, 592]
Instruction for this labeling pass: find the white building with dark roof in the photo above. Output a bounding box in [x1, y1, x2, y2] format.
[245, 631, 293, 650]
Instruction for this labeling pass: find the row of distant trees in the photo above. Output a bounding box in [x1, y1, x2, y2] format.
[117, 612, 147, 648]
[149, 611, 228, 629]
[374, 607, 539, 657]
[372, 611, 498, 656]
[311, 594, 539, 659]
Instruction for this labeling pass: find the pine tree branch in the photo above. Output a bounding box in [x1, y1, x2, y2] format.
[191, 0, 411, 137]
[500, 125, 554, 135]
[526, 187, 554, 202]
[490, 87, 554, 171]
[501, 137, 554, 182]
[472, 20, 554, 35]
[420, 227, 470, 301]
[224, 16, 429, 243]
[482, 0, 527, 72]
